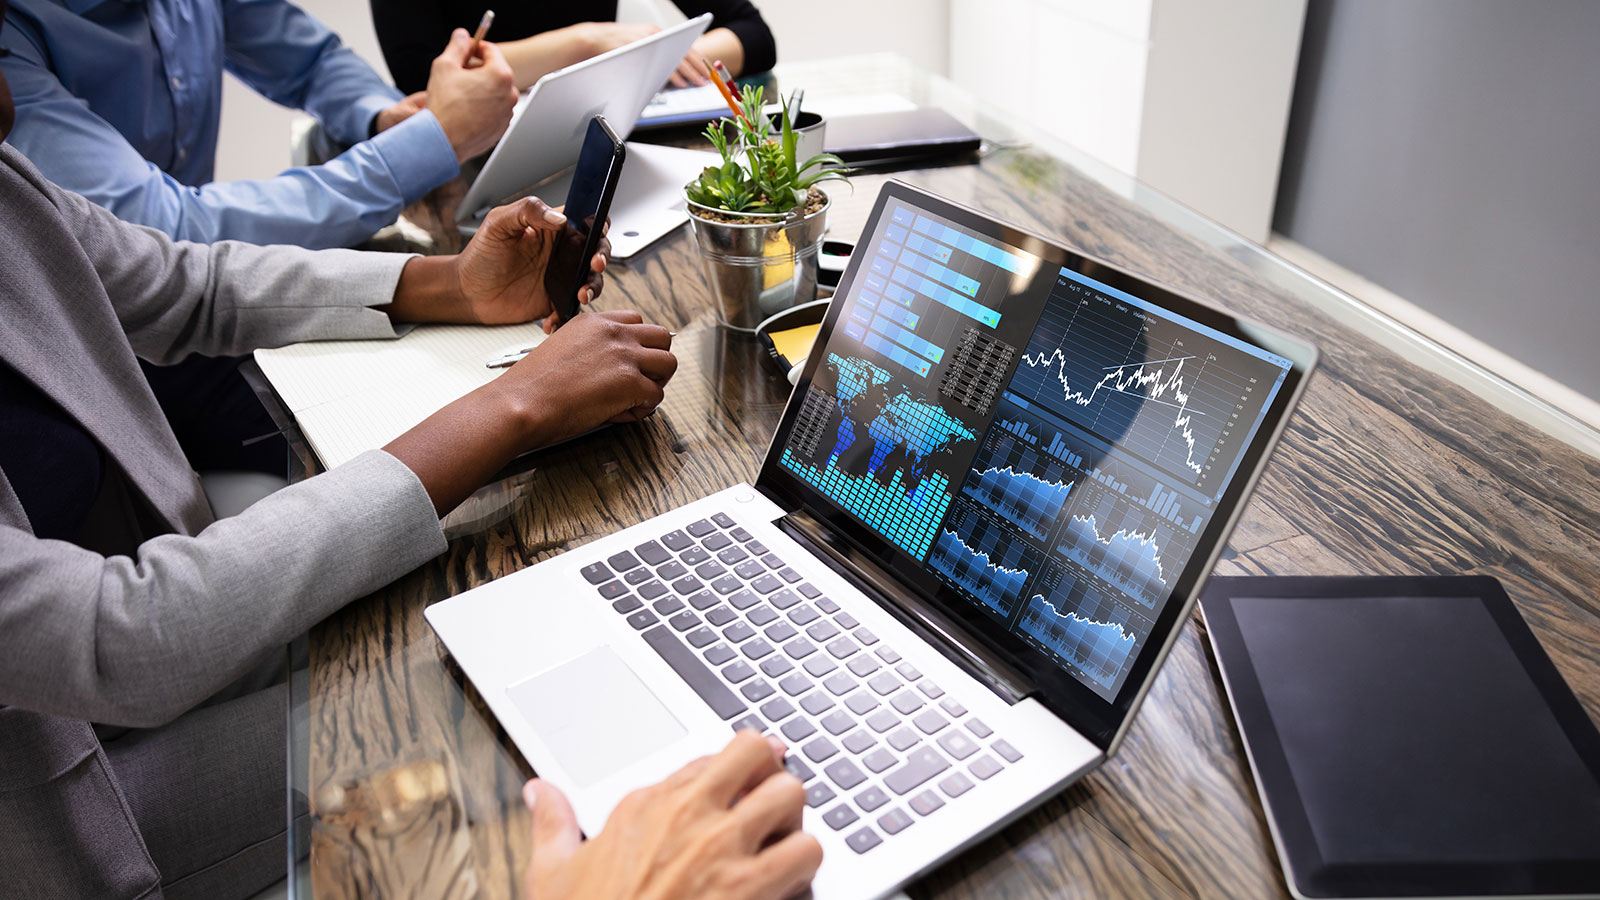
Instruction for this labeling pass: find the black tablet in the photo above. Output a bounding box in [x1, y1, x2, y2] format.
[1201, 576, 1600, 898]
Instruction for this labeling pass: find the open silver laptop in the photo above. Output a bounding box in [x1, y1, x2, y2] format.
[454, 13, 713, 256]
[427, 181, 1317, 898]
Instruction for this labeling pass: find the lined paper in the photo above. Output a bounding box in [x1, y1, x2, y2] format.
[255, 323, 548, 469]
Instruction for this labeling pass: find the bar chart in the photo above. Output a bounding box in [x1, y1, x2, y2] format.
[960, 397, 1096, 541]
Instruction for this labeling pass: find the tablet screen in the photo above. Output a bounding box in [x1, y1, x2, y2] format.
[1232, 591, 1600, 879]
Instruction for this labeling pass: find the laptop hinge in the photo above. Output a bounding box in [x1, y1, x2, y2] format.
[777, 508, 1034, 706]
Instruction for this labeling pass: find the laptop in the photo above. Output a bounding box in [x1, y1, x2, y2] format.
[454, 14, 714, 256]
[426, 180, 1317, 898]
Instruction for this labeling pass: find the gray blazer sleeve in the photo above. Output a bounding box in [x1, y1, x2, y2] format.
[53, 170, 414, 362]
[0, 451, 446, 728]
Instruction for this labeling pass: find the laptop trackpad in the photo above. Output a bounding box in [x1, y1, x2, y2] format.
[506, 647, 687, 787]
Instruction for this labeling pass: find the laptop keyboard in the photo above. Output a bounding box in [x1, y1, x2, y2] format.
[581, 512, 1025, 854]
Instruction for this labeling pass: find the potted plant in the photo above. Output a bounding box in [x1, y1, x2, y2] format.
[685, 85, 850, 331]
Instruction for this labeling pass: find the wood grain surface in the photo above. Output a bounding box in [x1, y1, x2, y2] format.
[296, 139, 1600, 900]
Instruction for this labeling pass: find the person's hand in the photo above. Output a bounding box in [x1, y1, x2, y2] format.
[495, 309, 676, 443]
[450, 197, 608, 331]
[522, 732, 822, 900]
[425, 28, 519, 162]
[572, 20, 661, 58]
[668, 50, 710, 88]
[373, 91, 427, 134]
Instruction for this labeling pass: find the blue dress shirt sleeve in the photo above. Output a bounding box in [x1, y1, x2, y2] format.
[0, 10, 460, 249]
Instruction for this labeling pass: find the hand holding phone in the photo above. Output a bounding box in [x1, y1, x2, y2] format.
[544, 115, 626, 325]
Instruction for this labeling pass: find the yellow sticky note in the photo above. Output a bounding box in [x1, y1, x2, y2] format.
[768, 323, 821, 368]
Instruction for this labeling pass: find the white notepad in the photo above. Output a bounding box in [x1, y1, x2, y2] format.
[254, 323, 547, 470]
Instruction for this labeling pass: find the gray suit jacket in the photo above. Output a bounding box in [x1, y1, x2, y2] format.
[0, 144, 449, 898]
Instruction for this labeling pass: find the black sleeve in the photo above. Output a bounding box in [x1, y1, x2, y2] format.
[674, 0, 777, 74]
[369, 0, 463, 94]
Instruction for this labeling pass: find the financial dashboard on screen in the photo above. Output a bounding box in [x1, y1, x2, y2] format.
[779, 198, 1293, 700]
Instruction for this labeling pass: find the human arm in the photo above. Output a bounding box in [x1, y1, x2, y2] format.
[523, 732, 822, 900]
[666, 0, 776, 86]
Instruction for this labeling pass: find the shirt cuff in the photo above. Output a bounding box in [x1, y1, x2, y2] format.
[350, 91, 403, 139]
[367, 108, 460, 205]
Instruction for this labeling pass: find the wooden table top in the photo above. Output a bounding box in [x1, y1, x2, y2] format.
[288, 69, 1600, 900]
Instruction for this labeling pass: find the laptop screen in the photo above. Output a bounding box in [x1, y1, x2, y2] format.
[762, 183, 1311, 734]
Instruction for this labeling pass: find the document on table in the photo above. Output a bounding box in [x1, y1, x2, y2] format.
[254, 324, 547, 470]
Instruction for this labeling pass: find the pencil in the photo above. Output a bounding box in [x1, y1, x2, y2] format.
[468, 10, 495, 61]
[704, 57, 752, 128]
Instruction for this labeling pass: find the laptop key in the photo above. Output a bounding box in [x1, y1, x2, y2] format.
[887, 727, 921, 752]
[746, 540, 769, 555]
[687, 590, 719, 610]
[759, 655, 793, 678]
[797, 583, 822, 599]
[741, 639, 775, 660]
[867, 671, 899, 695]
[638, 581, 669, 601]
[712, 512, 736, 528]
[966, 718, 993, 738]
[703, 644, 735, 665]
[765, 622, 798, 643]
[896, 663, 922, 681]
[779, 673, 812, 696]
[823, 672, 855, 696]
[875, 646, 902, 664]
[722, 660, 756, 683]
[919, 680, 945, 699]
[890, 691, 925, 715]
[853, 627, 879, 646]
[783, 637, 817, 659]
[728, 590, 761, 611]
[705, 606, 736, 627]
[939, 772, 975, 798]
[841, 729, 876, 754]
[816, 597, 841, 614]
[626, 610, 658, 630]
[878, 808, 914, 835]
[913, 710, 949, 735]
[909, 789, 945, 816]
[778, 567, 802, 583]
[805, 782, 835, 808]
[801, 736, 839, 762]
[729, 526, 753, 542]
[703, 532, 733, 551]
[844, 691, 880, 715]
[661, 529, 694, 551]
[780, 716, 814, 741]
[827, 637, 860, 660]
[597, 580, 628, 600]
[799, 691, 835, 716]
[607, 551, 642, 572]
[657, 560, 689, 581]
[716, 546, 750, 567]
[856, 786, 890, 812]
[741, 679, 775, 702]
[667, 610, 698, 631]
[625, 568, 653, 586]
[747, 604, 778, 626]
[640, 626, 744, 720]
[862, 747, 897, 773]
[845, 826, 882, 854]
[635, 541, 671, 566]
[969, 754, 1003, 780]
[695, 561, 726, 580]
[751, 574, 783, 594]
[723, 621, 756, 644]
[670, 576, 704, 596]
[803, 656, 838, 677]
[826, 758, 868, 791]
[711, 575, 742, 595]
[761, 553, 784, 569]
[993, 740, 1024, 763]
[940, 697, 968, 717]
[865, 709, 898, 733]
[835, 611, 860, 629]
[819, 709, 854, 736]
[758, 695, 795, 722]
[806, 621, 839, 642]
[730, 713, 764, 734]
[652, 596, 684, 616]
[612, 596, 642, 615]
[680, 546, 710, 565]
[580, 562, 613, 584]
[686, 518, 716, 537]
[769, 589, 801, 610]
[823, 804, 860, 831]
[786, 755, 815, 782]
[788, 605, 820, 626]
[936, 729, 979, 760]
[686, 626, 717, 648]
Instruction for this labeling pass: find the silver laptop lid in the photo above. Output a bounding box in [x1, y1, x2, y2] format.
[455, 13, 710, 223]
[755, 181, 1317, 752]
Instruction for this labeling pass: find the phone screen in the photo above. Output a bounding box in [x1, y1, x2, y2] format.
[545, 116, 625, 323]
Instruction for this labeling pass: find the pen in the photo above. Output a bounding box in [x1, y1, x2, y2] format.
[486, 332, 678, 369]
[704, 57, 751, 128]
[468, 9, 494, 62]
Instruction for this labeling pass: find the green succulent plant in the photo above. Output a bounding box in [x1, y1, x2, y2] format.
[686, 85, 850, 216]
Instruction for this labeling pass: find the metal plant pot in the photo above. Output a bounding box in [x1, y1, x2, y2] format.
[686, 195, 829, 332]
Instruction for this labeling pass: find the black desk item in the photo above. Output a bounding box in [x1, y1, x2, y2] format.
[823, 108, 981, 165]
[1201, 576, 1600, 898]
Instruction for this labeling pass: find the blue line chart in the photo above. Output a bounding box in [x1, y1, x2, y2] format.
[1017, 568, 1141, 692]
[925, 501, 1039, 617]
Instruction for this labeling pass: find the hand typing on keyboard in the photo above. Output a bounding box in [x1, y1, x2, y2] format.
[521, 731, 822, 900]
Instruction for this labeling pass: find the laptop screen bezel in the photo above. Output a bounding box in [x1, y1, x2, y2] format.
[755, 180, 1317, 749]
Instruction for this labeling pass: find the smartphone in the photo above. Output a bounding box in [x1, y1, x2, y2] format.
[545, 115, 626, 324]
